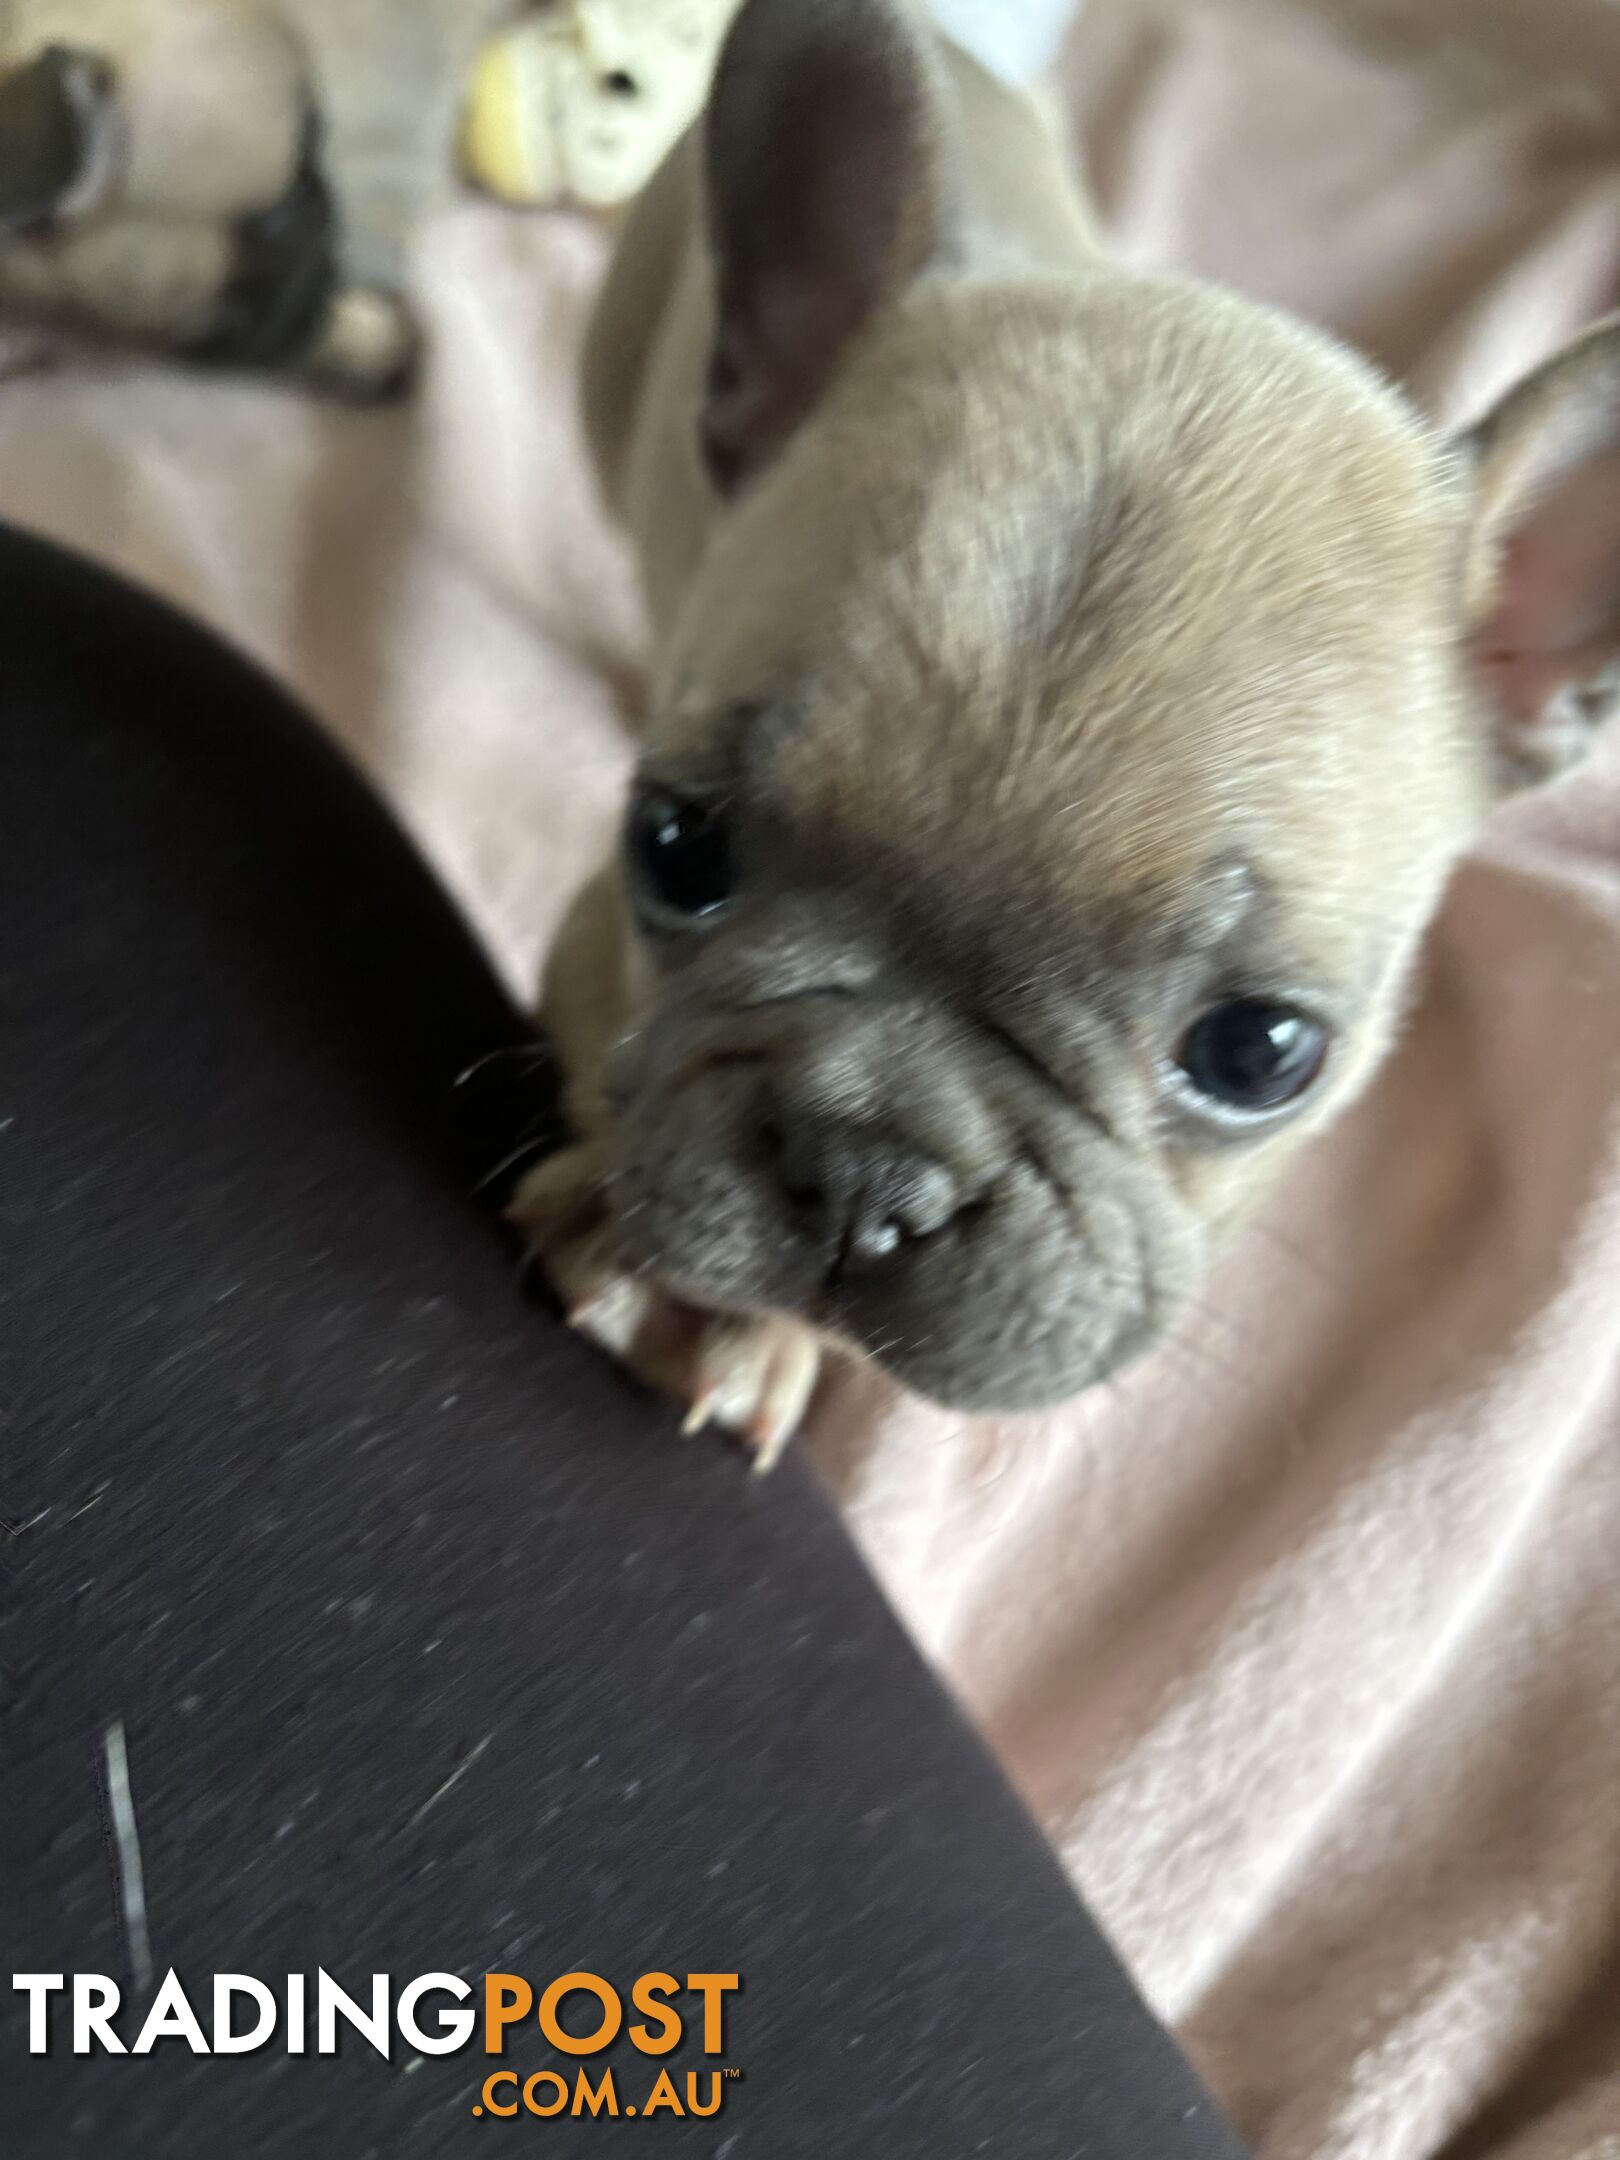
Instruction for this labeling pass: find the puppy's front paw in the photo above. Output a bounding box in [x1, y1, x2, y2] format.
[681, 1312, 823, 1476]
[509, 1147, 822, 1470]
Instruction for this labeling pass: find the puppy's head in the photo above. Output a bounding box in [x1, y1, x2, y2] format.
[604, 0, 1620, 1411]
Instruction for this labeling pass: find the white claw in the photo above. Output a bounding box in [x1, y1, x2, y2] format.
[693, 1317, 822, 1473]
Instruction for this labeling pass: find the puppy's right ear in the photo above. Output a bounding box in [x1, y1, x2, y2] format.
[700, 0, 946, 492]
[1455, 312, 1620, 790]
[0, 46, 114, 231]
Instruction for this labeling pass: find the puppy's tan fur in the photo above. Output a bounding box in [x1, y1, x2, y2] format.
[514, 0, 1620, 1463]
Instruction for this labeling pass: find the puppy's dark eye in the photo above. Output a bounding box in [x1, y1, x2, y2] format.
[1174, 999, 1328, 1112]
[626, 787, 734, 922]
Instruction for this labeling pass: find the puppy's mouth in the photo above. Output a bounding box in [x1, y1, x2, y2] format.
[601, 1042, 1180, 1414]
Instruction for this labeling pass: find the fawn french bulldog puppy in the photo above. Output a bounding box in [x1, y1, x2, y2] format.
[514, 0, 1620, 1466]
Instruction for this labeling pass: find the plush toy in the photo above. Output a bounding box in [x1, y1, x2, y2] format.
[462, 0, 738, 211]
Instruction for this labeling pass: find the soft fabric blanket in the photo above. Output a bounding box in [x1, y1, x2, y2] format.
[1, 5, 1614, 2154]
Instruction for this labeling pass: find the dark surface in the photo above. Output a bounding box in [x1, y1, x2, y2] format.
[0, 523, 1247, 2156]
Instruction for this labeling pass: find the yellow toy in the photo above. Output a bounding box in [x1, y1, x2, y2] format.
[461, 0, 738, 211]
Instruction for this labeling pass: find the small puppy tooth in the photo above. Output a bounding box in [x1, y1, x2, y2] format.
[681, 1395, 715, 1437]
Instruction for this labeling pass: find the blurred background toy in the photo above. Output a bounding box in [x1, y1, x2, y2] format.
[461, 0, 738, 211]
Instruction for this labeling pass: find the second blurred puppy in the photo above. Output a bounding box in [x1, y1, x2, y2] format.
[0, 0, 511, 395]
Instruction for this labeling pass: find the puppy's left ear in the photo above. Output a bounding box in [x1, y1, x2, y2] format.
[699, 0, 949, 493]
[1456, 312, 1620, 789]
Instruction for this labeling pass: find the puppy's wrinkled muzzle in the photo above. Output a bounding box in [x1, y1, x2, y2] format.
[603, 973, 1186, 1414]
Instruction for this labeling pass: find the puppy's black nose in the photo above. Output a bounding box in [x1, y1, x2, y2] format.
[767, 1117, 959, 1272]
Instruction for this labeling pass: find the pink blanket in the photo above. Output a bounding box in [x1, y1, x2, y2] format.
[2, 6, 1614, 2153]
